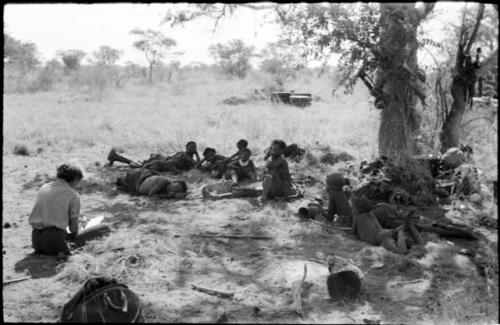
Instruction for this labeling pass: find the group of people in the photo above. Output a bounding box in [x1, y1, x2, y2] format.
[107, 139, 298, 201]
[28, 139, 300, 257]
[27, 138, 483, 259]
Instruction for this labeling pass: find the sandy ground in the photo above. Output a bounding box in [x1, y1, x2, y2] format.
[2, 144, 498, 323]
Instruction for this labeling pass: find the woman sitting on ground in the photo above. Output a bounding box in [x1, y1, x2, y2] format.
[29, 163, 111, 258]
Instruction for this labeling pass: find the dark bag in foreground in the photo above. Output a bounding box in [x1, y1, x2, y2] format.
[60, 277, 143, 323]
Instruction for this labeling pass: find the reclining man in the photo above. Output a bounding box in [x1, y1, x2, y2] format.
[116, 168, 187, 198]
[351, 197, 424, 255]
[107, 141, 200, 174]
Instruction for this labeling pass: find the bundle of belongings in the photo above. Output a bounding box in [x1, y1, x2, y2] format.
[60, 277, 144, 323]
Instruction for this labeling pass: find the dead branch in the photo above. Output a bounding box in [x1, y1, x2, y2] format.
[191, 284, 234, 299]
[174, 233, 273, 240]
[461, 115, 497, 129]
[309, 219, 351, 232]
[3, 270, 31, 286]
[465, 4, 486, 53]
[389, 278, 425, 286]
[291, 263, 308, 317]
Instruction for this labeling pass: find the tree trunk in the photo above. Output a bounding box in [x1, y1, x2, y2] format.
[376, 4, 422, 159]
[149, 63, 153, 84]
[439, 76, 467, 152]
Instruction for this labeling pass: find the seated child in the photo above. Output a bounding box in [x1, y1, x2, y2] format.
[325, 173, 352, 224]
[29, 163, 111, 258]
[224, 148, 257, 183]
[229, 139, 248, 161]
[116, 168, 187, 198]
[260, 140, 296, 202]
[196, 147, 230, 178]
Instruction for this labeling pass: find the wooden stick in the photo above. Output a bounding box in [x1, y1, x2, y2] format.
[191, 284, 234, 299]
[156, 239, 181, 256]
[309, 219, 351, 231]
[389, 278, 425, 286]
[3, 274, 31, 285]
[292, 263, 308, 317]
[174, 233, 273, 240]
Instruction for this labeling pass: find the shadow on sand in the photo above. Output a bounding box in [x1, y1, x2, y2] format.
[14, 253, 64, 279]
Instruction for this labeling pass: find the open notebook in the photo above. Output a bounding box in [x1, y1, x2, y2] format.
[66, 216, 104, 233]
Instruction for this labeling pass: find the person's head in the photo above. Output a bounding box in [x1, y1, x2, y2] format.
[57, 163, 83, 187]
[270, 140, 287, 158]
[239, 148, 251, 162]
[351, 196, 374, 215]
[298, 207, 309, 219]
[167, 180, 187, 193]
[326, 173, 346, 192]
[237, 139, 248, 150]
[203, 147, 217, 162]
[186, 141, 197, 154]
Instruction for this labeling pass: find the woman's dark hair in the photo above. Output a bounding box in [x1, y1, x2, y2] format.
[57, 163, 83, 183]
[298, 207, 309, 218]
[173, 180, 188, 192]
[237, 139, 248, 148]
[271, 139, 287, 151]
[203, 147, 216, 156]
[186, 141, 197, 148]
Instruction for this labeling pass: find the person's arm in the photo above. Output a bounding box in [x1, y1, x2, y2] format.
[68, 195, 80, 237]
[229, 152, 239, 160]
[195, 158, 206, 169]
[327, 193, 335, 221]
[194, 151, 201, 163]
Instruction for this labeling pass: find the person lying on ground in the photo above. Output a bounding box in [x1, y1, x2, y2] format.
[116, 168, 187, 198]
[29, 163, 111, 258]
[107, 141, 200, 173]
[260, 139, 297, 202]
[298, 200, 324, 219]
[325, 173, 353, 224]
[224, 148, 257, 184]
[196, 147, 231, 178]
[228, 139, 248, 161]
[351, 197, 409, 254]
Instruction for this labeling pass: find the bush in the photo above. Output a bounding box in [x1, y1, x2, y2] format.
[13, 144, 30, 156]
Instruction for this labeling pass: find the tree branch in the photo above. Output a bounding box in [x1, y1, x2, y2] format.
[465, 3, 486, 53]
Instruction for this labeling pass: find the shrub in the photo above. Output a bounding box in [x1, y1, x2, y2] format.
[13, 144, 30, 156]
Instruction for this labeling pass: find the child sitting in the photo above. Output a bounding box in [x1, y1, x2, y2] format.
[229, 139, 248, 161]
[325, 173, 352, 224]
[224, 148, 257, 183]
[260, 140, 296, 202]
[196, 147, 230, 178]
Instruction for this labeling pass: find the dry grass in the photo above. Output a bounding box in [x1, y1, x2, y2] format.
[3, 68, 498, 323]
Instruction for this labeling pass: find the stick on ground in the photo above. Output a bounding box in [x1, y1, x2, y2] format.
[191, 284, 234, 299]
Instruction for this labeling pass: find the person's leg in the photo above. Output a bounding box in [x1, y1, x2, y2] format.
[230, 170, 239, 184]
[261, 174, 273, 202]
[406, 220, 424, 245]
[33, 228, 70, 256]
[107, 149, 139, 166]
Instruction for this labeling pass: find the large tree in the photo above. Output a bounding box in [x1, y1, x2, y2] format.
[4, 33, 40, 75]
[438, 3, 498, 152]
[130, 28, 178, 84]
[57, 49, 87, 73]
[209, 39, 255, 79]
[164, 3, 435, 159]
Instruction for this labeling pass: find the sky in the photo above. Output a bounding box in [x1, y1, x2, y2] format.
[4, 2, 471, 68]
[4, 3, 282, 66]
